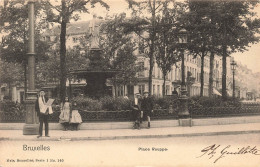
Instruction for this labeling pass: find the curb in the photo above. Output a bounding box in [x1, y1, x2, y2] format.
[1, 130, 260, 141]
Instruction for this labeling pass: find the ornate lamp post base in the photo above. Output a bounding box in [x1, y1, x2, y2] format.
[23, 91, 39, 135]
[23, 124, 39, 135]
[178, 85, 190, 119]
[178, 85, 192, 127]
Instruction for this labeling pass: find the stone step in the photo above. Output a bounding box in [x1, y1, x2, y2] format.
[0, 120, 179, 130]
[1, 115, 260, 130]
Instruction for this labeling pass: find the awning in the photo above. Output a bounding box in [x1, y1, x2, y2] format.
[213, 88, 222, 96]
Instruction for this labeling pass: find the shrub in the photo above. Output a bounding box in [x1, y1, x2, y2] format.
[100, 96, 132, 111]
[72, 96, 102, 111]
[152, 95, 180, 109]
[0, 100, 25, 115]
[189, 96, 241, 108]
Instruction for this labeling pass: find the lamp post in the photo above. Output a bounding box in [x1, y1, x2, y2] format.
[23, 0, 39, 135]
[231, 60, 237, 99]
[177, 28, 189, 118]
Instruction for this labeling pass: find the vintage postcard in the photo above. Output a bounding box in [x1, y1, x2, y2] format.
[0, 0, 260, 166]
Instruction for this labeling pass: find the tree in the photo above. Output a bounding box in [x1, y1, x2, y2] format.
[122, 0, 166, 95]
[112, 42, 141, 96]
[99, 13, 141, 96]
[0, 0, 49, 96]
[42, 0, 109, 102]
[208, 51, 215, 97]
[187, 1, 260, 100]
[154, 1, 185, 96]
[186, 1, 219, 97]
[212, 1, 260, 100]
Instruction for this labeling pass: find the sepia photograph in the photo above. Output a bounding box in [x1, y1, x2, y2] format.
[0, 0, 260, 166]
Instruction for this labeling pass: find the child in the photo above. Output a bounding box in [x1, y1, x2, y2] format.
[70, 101, 82, 131]
[59, 97, 71, 131]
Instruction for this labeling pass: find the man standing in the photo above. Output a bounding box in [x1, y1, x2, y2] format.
[131, 93, 142, 129]
[172, 88, 179, 96]
[35, 90, 52, 138]
[141, 91, 153, 129]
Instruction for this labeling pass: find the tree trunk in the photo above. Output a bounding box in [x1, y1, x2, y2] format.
[148, 0, 156, 95]
[149, 48, 154, 95]
[162, 73, 166, 97]
[209, 51, 214, 97]
[59, 0, 67, 103]
[181, 51, 185, 86]
[200, 54, 205, 97]
[221, 19, 228, 101]
[222, 44, 227, 100]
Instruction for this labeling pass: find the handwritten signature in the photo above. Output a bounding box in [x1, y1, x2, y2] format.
[197, 144, 260, 163]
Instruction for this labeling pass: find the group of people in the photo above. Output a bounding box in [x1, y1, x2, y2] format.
[58, 96, 82, 131]
[35, 89, 154, 137]
[35, 90, 82, 138]
[131, 91, 154, 130]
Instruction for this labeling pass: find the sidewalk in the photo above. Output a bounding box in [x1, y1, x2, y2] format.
[0, 123, 260, 141]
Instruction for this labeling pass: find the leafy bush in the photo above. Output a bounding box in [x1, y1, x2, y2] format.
[72, 96, 102, 111]
[100, 96, 132, 111]
[0, 100, 25, 115]
[189, 96, 241, 108]
[152, 95, 180, 109]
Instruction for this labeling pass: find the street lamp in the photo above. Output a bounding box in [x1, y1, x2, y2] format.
[177, 28, 190, 119]
[23, 0, 39, 135]
[231, 60, 237, 99]
[178, 28, 188, 88]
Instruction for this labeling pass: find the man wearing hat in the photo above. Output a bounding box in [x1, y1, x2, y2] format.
[140, 91, 153, 128]
[131, 93, 142, 129]
[35, 90, 52, 138]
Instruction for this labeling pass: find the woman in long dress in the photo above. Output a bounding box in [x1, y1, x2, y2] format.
[70, 101, 82, 131]
[59, 97, 71, 131]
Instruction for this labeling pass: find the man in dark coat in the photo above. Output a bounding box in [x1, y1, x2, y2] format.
[172, 88, 178, 96]
[140, 91, 153, 129]
[35, 90, 50, 138]
[131, 93, 142, 129]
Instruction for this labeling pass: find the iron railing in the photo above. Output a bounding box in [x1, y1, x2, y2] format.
[190, 105, 260, 118]
[0, 105, 260, 122]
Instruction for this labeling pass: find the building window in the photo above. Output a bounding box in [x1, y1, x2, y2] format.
[166, 72, 169, 80]
[138, 85, 145, 95]
[137, 62, 145, 77]
[73, 37, 78, 43]
[166, 85, 170, 95]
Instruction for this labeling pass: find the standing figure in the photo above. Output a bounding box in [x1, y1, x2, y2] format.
[141, 91, 153, 129]
[70, 101, 82, 131]
[172, 88, 179, 97]
[59, 96, 71, 131]
[35, 90, 53, 138]
[89, 14, 100, 49]
[131, 93, 142, 129]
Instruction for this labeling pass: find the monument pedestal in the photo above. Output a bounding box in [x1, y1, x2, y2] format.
[178, 85, 190, 118]
[178, 119, 192, 127]
[23, 91, 39, 135]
